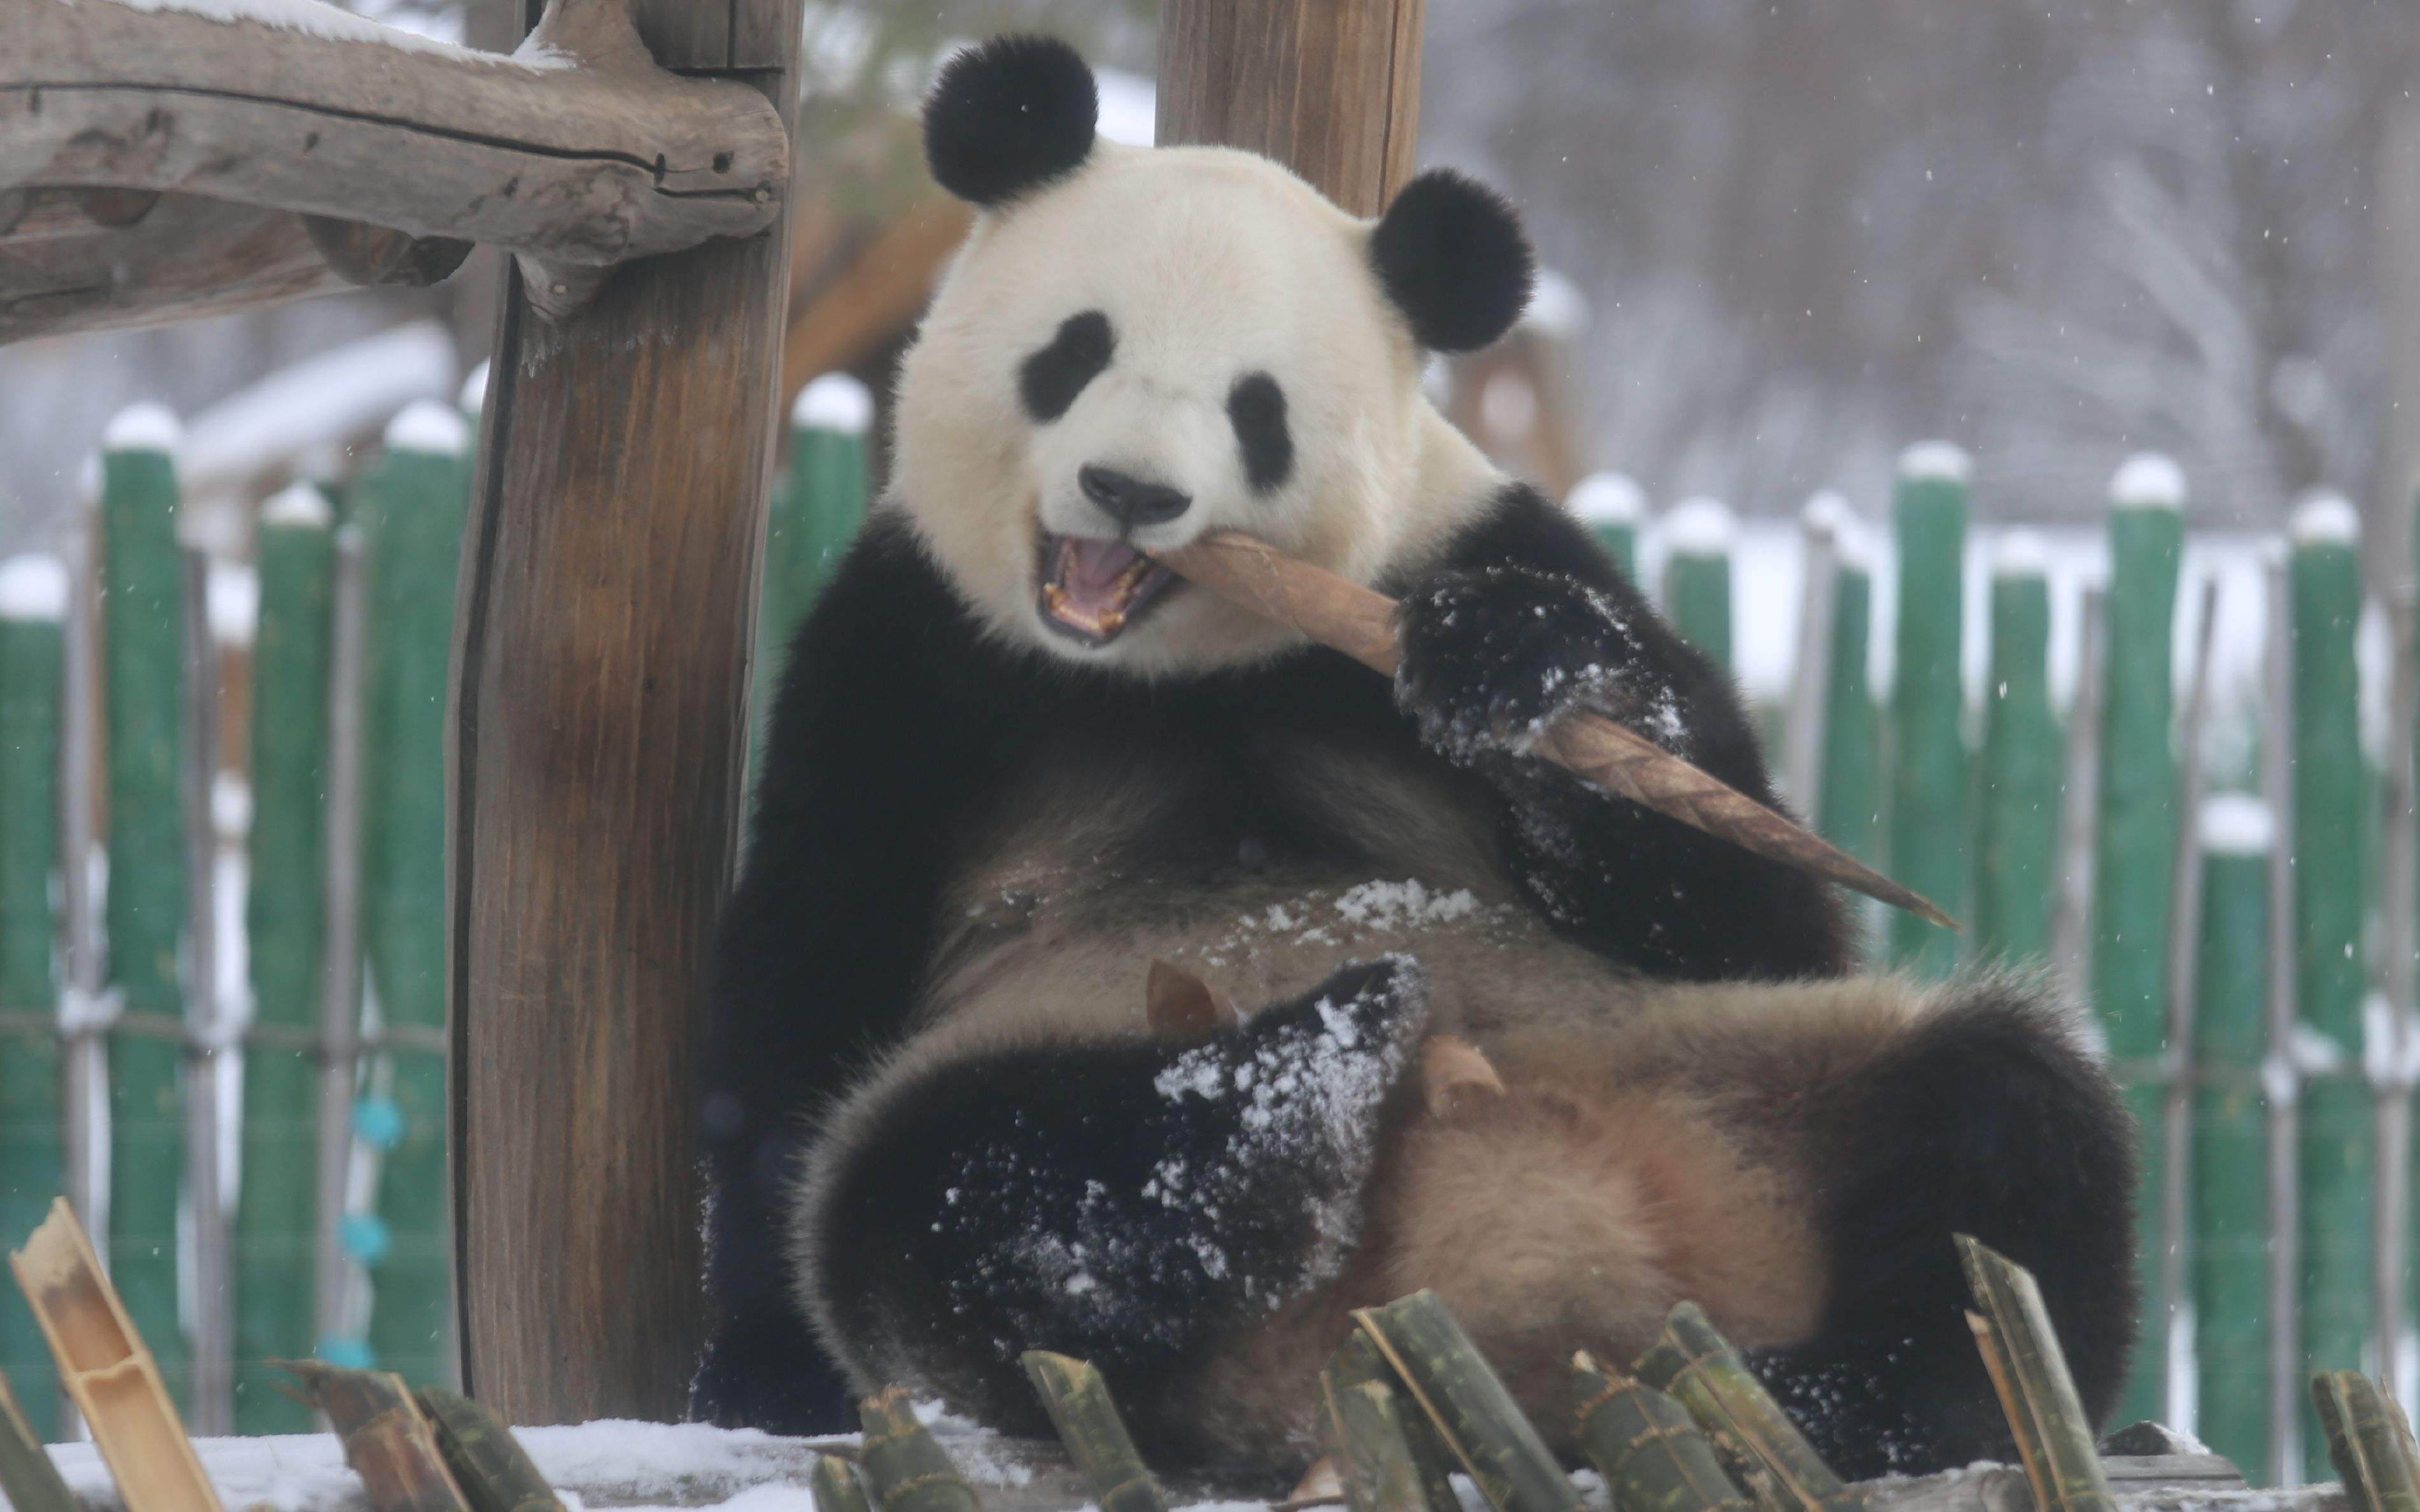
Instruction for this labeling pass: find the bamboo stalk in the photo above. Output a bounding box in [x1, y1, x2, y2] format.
[1630, 1303, 1852, 1512]
[856, 1385, 980, 1512]
[1571, 1352, 1751, 1512]
[1885, 445, 1970, 977]
[0, 1366, 78, 1512]
[1144, 959, 1238, 1043]
[1154, 533, 1953, 929]
[1320, 1375, 1433, 1512]
[1974, 535, 2058, 966]
[813, 1452, 877, 1512]
[2311, 1371, 2420, 1512]
[1660, 498, 1735, 670]
[1955, 1236, 2112, 1512]
[416, 1387, 566, 1512]
[8, 1198, 223, 1512]
[1324, 1331, 1458, 1512]
[282, 1360, 470, 1512]
[1350, 1290, 1582, 1512]
[1020, 1351, 1166, 1512]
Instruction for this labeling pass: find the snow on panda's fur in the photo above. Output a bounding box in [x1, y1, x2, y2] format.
[695, 34, 2138, 1480]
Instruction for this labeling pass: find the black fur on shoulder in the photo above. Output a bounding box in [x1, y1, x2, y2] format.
[1370, 169, 1536, 352]
[924, 34, 1098, 207]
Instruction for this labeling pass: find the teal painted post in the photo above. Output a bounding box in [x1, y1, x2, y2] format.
[1974, 532, 2058, 965]
[1567, 472, 1645, 585]
[234, 485, 335, 1432]
[2192, 794, 2274, 1481]
[2289, 492, 2370, 1478]
[1659, 497, 1734, 670]
[1887, 442, 1969, 977]
[0, 553, 66, 1439]
[753, 375, 873, 791]
[97, 404, 190, 1401]
[355, 400, 471, 1385]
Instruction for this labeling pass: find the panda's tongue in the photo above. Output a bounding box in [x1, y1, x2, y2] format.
[1061, 537, 1143, 607]
[1039, 533, 1174, 643]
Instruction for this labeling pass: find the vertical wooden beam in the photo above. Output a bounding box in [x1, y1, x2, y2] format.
[1156, 0, 1427, 216]
[449, 0, 805, 1424]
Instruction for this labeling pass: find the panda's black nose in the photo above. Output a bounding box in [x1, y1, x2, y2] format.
[1080, 465, 1191, 526]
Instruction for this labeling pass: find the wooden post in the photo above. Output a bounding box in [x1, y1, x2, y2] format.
[450, 0, 809, 1424]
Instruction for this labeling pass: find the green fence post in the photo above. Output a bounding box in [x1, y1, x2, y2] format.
[0, 553, 66, 1439]
[1659, 497, 1734, 670]
[2289, 491, 2370, 1477]
[97, 403, 191, 1401]
[1567, 471, 1645, 585]
[752, 374, 872, 795]
[2191, 793, 2274, 1480]
[355, 400, 470, 1385]
[1974, 531, 2058, 966]
[1888, 442, 1969, 977]
[234, 484, 334, 1432]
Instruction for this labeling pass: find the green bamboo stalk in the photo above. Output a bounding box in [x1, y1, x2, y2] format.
[1570, 1353, 1750, 1512]
[1020, 1351, 1166, 1512]
[0, 554, 66, 1441]
[2191, 795, 2275, 1481]
[1352, 1290, 1583, 1512]
[1887, 442, 1970, 978]
[812, 1453, 877, 1512]
[1321, 1375, 1434, 1512]
[0, 1367, 76, 1512]
[354, 400, 471, 1387]
[856, 1385, 980, 1512]
[232, 486, 334, 1433]
[2289, 491, 2371, 1480]
[751, 374, 873, 796]
[1974, 532, 2060, 966]
[1958, 1236, 2114, 1512]
[1631, 1303, 1853, 1512]
[1816, 556, 1880, 952]
[1660, 498, 1734, 671]
[2312, 1372, 2420, 1512]
[1568, 472, 1645, 585]
[1326, 1324, 1459, 1512]
[416, 1387, 567, 1512]
[97, 403, 191, 1404]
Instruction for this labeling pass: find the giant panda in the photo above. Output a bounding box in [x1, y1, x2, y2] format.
[695, 33, 2138, 1482]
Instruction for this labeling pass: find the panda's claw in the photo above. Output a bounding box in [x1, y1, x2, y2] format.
[1392, 566, 1657, 767]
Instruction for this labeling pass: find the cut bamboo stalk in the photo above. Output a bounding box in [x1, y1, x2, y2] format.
[416, 1388, 566, 1512]
[1154, 533, 1953, 930]
[1320, 1375, 1433, 1512]
[1630, 1303, 1852, 1512]
[1325, 1324, 1458, 1512]
[8, 1197, 222, 1512]
[1420, 1035, 1506, 1119]
[1020, 1350, 1167, 1512]
[1350, 1290, 1582, 1512]
[1571, 1352, 1751, 1512]
[2311, 1371, 2420, 1512]
[856, 1385, 980, 1512]
[0, 1366, 78, 1512]
[282, 1360, 469, 1512]
[1956, 1236, 2112, 1512]
[812, 1452, 877, 1512]
[1144, 959, 1239, 1043]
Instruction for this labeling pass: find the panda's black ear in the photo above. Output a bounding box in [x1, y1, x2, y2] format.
[1370, 170, 1536, 352]
[923, 35, 1099, 207]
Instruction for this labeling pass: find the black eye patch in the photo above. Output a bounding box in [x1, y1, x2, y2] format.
[1227, 372, 1292, 493]
[1019, 310, 1114, 422]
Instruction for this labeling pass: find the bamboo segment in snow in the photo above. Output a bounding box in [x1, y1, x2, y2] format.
[2310, 1371, 2420, 1512]
[283, 1360, 469, 1512]
[1350, 1290, 1583, 1512]
[8, 1198, 222, 1512]
[1154, 533, 1953, 929]
[1631, 1303, 1852, 1512]
[1319, 1375, 1434, 1512]
[1020, 1351, 1168, 1512]
[1957, 1236, 2112, 1512]
[416, 1388, 566, 1512]
[1324, 1325, 1460, 1512]
[1885, 448, 1968, 977]
[1571, 1352, 1750, 1512]
[812, 1453, 877, 1512]
[0, 1366, 78, 1512]
[856, 1386, 981, 1512]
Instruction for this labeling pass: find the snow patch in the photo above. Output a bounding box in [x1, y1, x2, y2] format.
[1661, 496, 1736, 557]
[1989, 529, 2049, 579]
[260, 483, 333, 529]
[1521, 267, 1590, 339]
[1094, 66, 1157, 146]
[2291, 490, 2360, 548]
[459, 359, 491, 416]
[793, 372, 874, 434]
[0, 554, 69, 621]
[208, 560, 259, 646]
[104, 401, 183, 455]
[2109, 451, 2187, 511]
[73, 0, 567, 67]
[385, 399, 471, 456]
[2199, 793, 2274, 855]
[1566, 471, 1645, 525]
[1799, 488, 1852, 535]
[2291, 1024, 2349, 1077]
[1897, 439, 1972, 485]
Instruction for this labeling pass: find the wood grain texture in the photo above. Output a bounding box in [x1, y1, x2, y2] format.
[447, 0, 805, 1426]
[1154, 0, 1426, 217]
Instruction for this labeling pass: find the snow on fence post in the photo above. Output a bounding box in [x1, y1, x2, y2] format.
[2288, 490, 2372, 1480]
[1886, 442, 1969, 979]
[1567, 472, 1645, 586]
[356, 400, 471, 1388]
[752, 374, 872, 792]
[2193, 793, 2277, 1481]
[234, 484, 335, 1433]
[1974, 531, 2058, 966]
[97, 402, 193, 1405]
[1660, 497, 1734, 671]
[0, 552, 67, 1439]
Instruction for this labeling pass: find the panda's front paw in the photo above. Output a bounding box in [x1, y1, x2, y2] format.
[1394, 567, 1646, 766]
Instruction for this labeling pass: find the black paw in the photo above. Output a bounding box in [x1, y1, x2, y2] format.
[1393, 567, 1652, 766]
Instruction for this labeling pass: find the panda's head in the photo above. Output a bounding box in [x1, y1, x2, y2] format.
[891, 34, 1534, 677]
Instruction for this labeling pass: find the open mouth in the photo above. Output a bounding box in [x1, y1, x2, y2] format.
[1036, 533, 1178, 646]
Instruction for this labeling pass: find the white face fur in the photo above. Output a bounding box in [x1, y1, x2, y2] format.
[890, 141, 1503, 679]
